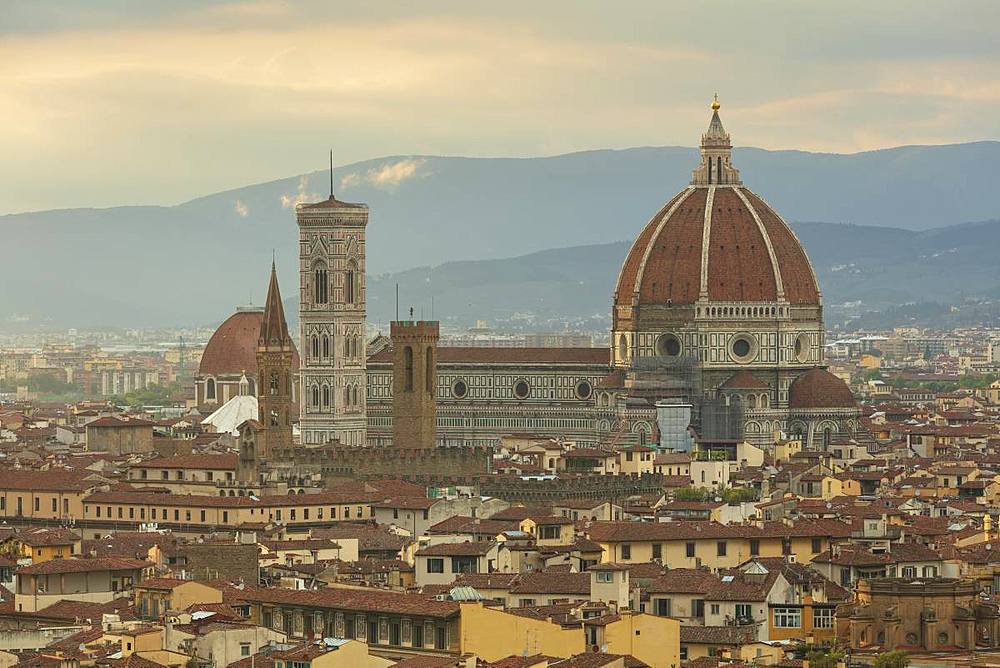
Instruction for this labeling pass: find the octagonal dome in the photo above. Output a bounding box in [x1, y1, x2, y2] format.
[614, 100, 820, 313]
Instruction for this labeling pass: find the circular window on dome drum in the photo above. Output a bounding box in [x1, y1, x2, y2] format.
[575, 380, 593, 400]
[451, 379, 468, 399]
[729, 334, 757, 363]
[794, 333, 810, 363]
[513, 380, 530, 400]
[656, 333, 682, 358]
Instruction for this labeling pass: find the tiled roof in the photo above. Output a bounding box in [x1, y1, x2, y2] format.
[0, 469, 98, 492]
[133, 454, 238, 470]
[18, 557, 150, 575]
[416, 541, 497, 557]
[16, 527, 80, 547]
[36, 597, 138, 622]
[85, 416, 155, 428]
[237, 586, 459, 619]
[646, 569, 721, 594]
[720, 371, 770, 390]
[369, 347, 609, 366]
[135, 577, 192, 591]
[198, 309, 300, 377]
[614, 186, 819, 310]
[788, 368, 857, 409]
[680, 624, 758, 645]
[428, 516, 518, 535]
[84, 489, 375, 507]
[509, 572, 590, 595]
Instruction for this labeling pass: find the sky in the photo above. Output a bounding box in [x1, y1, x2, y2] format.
[2, 0, 999, 214]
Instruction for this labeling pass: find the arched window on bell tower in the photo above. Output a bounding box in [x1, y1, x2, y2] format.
[345, 261, 357, 305]
[313, 261, 328, 305]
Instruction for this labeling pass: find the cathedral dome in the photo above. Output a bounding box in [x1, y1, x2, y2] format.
[614, 100, 820, 312]
[788, 368, 857, 409]
[198, 308, 300, 377]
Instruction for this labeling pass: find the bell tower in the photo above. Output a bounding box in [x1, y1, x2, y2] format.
[391, 317, 439, 449]
[257, 261, 295, 460]
[296, 170, 369, 447]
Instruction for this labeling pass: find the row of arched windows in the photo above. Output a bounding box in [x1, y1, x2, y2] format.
[308, 383, 363, 410]
[312, 260, 359, 306]
[310, 332, 362, 361]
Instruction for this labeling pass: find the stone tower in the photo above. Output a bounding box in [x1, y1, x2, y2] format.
[257, 261, 295, 460]
[297, 188, 368, 446]
[391, 319, 439, 449]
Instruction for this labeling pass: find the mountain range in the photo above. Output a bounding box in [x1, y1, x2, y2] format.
[2, 142, 1000, 328]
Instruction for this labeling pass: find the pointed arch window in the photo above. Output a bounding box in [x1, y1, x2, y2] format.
[322, 385, 330, 408]
[311, 335, 319, 360]
[345, 261, 357, 305]
[270, 371, 279, 395]
[322, 334, 330, 358]
[425, 346, 434, 394]
[311, 385, 320, 408]
[314, 262, 328, 305]
[344, 386, 351, 406]
[404, 346, 414, 391]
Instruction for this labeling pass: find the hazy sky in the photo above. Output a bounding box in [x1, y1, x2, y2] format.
[2, 0, 999, 213]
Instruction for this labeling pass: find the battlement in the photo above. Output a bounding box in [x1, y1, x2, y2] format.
[390, 320, 440, 341]
[480, 472, 664, 503]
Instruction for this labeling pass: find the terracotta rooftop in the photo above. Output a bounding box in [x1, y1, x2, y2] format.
[19, 557, 150, 575]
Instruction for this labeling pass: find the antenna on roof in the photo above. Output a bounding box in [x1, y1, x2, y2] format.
[395, 283, 399, 322]
[329, 149, 334, 199]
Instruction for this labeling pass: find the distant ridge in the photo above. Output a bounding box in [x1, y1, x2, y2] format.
[2, 142, 1000, 327]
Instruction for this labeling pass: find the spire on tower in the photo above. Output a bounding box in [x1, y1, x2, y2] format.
[329, 149, 334, 199]
[690, 95, 741, 186]
[259, 261, 292, 347]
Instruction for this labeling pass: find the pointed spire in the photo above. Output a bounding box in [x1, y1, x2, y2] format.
[259, 260, 292, 348]
[691, 95, 741, 186]
[329, 149, 334, 200]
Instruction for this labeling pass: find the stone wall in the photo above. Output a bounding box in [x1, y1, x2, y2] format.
[480, 473, 664, 503]
[182, 543, 258, 584]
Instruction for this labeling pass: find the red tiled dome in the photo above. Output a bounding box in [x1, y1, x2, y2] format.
[198, 309, 300, 377]
[788, 368, 857, 409]
[719, 370, 770, 390]
[614, 185, 820, 308]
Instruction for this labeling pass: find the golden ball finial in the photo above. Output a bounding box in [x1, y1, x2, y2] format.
[711, 93, 720, 111]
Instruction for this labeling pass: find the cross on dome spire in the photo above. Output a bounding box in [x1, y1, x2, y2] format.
[691, 95, 741, 186]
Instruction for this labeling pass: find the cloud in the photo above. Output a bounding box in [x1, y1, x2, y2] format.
[340, 158, 426, 192]
[234, 199, 249, 217]
[1, 2, 999, 211]
[280, 175, 321, 209]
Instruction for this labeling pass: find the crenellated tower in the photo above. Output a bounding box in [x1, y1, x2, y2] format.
[391, 318, 439, 449]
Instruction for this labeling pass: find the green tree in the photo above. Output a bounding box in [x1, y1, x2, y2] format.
[806, 649, 843, 668]
[873, 650, 909, 668]
[674, 487, 711, 502]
